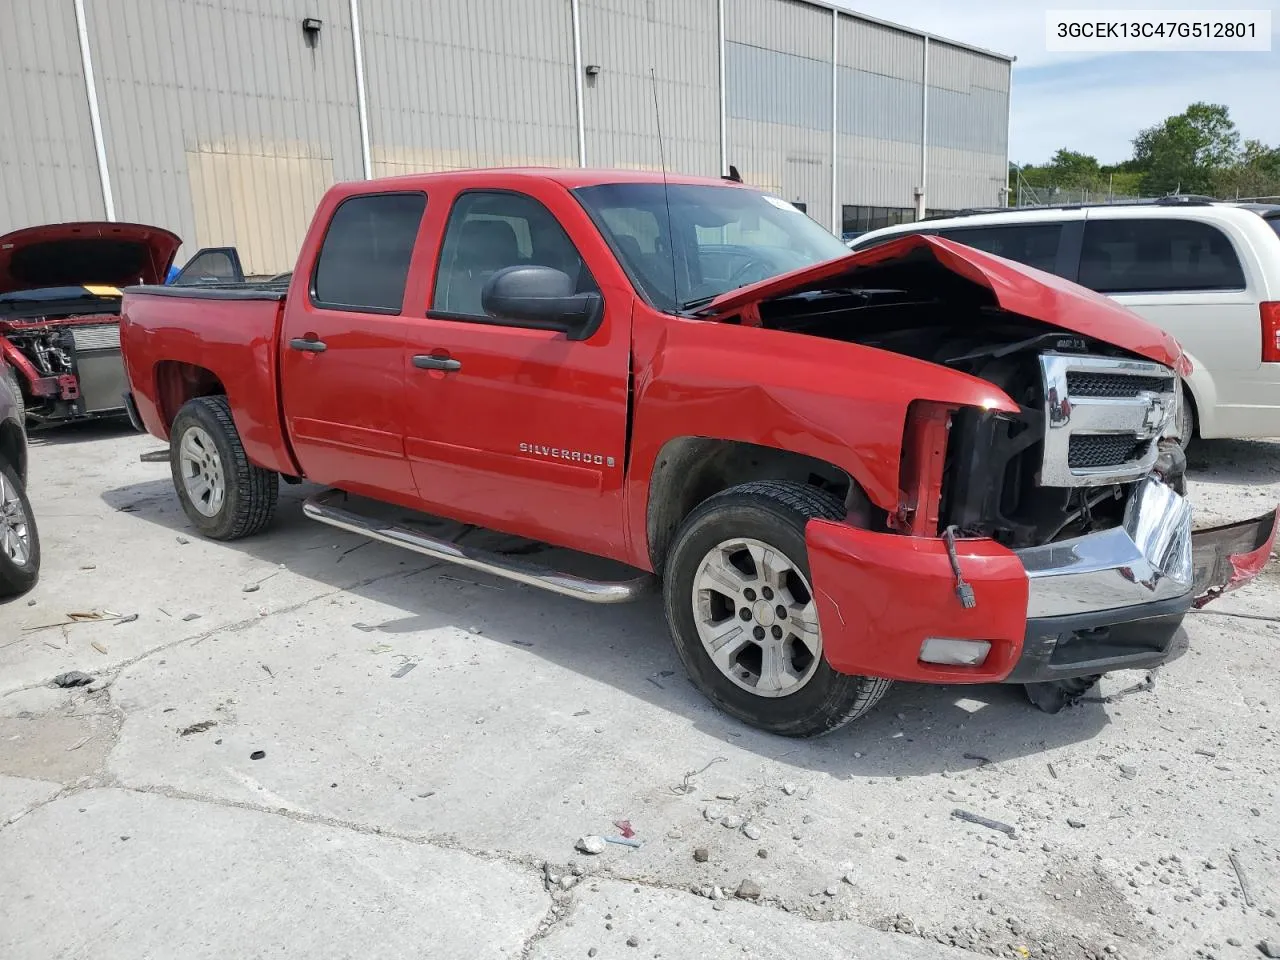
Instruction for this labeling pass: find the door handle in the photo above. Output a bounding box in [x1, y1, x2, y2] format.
[413, 354, 462, 372]
[289, 337, 327, 353]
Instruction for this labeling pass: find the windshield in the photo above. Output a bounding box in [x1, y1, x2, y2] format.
[573, 182, 850, 313]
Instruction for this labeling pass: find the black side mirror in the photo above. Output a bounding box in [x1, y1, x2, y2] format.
[480, 265, 603, 341]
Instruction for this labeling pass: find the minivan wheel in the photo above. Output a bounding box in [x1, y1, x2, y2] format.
[1176, 386, 1196, 451]
[663, 480, 893, 738]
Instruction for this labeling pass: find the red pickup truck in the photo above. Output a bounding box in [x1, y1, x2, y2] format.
[119, 169, 1277, 737]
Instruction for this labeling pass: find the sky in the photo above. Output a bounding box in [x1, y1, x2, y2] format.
[832, 0, 1280, 165]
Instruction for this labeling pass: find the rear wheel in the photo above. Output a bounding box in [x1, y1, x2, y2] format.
[170, 395, 278, 540]
[0, 460, 39, 599]
[663, 480, 892, 738]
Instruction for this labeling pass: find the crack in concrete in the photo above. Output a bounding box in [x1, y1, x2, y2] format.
[0, 783, 76, 832]
[2, 561, 444, 699]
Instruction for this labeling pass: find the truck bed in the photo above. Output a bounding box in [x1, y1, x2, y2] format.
[119, 284, 298, 476]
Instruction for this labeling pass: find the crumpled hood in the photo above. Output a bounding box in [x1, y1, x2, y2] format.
[0, 222, 181, 296]
[695, 233, 1188, 373]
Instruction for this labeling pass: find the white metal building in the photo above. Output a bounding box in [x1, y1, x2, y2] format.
[0, 0, 1012, 273]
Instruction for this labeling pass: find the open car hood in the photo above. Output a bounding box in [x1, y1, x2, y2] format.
[695, 234, 1188, 372]
[0, 222, 182, 296]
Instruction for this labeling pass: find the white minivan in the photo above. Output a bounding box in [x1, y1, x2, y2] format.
[849, 200, 1280, 443]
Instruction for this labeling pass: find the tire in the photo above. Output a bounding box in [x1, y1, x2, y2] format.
[662, 480, 893, 738]
[170, 395, 278, 540]
[1176, 385, 1196, 452]
[0, 459, 40, 599]
[3, 365, 23, 424]
[1023, 674, 1101, 714]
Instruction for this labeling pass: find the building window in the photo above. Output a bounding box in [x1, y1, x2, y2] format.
[841, 205, 914, 236]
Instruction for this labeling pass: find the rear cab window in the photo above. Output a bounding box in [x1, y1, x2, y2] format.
[1078, 218, 1245, 293]
[311, 192, 427, 314]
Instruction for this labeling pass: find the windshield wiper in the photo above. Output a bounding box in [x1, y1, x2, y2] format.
[679, 294, 721, 311]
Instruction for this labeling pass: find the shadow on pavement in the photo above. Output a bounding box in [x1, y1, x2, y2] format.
[99, 476, 1142, 779]
[27, 417, 137, 447]
[1186, 437, 1280, 487]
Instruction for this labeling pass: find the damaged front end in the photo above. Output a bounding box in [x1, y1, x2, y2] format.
[0, 221, 180, 425]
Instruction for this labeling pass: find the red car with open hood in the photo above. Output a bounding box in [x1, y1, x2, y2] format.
[115, 169, 1277, 736]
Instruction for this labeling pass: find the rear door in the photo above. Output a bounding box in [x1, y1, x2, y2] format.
[278, 191, 427, 502]
[1078, 212, 1259, 428]
[399, 180, 633, 559]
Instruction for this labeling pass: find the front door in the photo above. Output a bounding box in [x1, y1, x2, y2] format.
[400, 183, 632, 560]
[279, 191, 427, 503]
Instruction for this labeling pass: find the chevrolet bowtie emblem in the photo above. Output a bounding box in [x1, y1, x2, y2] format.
[1143, 398, 1167, 433]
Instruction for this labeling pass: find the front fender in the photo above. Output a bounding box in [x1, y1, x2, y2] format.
[624, 315, 1016, 561]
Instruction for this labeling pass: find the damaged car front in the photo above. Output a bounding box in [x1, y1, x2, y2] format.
[695, 234, 1279, 710]
[0, 222, 180, 425]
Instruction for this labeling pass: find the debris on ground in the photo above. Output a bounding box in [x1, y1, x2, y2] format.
[90, 641, 108, 654]
[1230, 852, 1256, 908]
[735, 878, 762, 900]
[1066, 818, 1086, 829]
[242, 583, 260, 593]
[963, 752, 992, 765]
[175, 536, 189, 544]
[51, 671, 94, 688]
[182, 613, 200, 622]
[391, 662, 417, 678]
[613, 819, 634, 838]
[721, 814, 744, 830]
[673, 756, 726, 795]
[249, 750, 266, 760]
[604, 836, 641, 848]
[693, 847, 709, 862]
[951, 808, 1017, 838]
[179, 720, 217, 737]
[575, 835, 606, 855]
[743, 823, 762, 840]
[626, 935, 639, 948]
[66, 736, 91, 751]
[646, 670, 674, 689]
[115, 614, 139, 625]
[703, 805, 726, 822]
[782, 782, 797, 795]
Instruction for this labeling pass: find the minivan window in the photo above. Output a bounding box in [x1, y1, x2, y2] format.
[1266, 216, 1280, 241]
[935, 223, 1064, 275]
[1079, 218, 1245, 294]
[312, 192, 426, 313]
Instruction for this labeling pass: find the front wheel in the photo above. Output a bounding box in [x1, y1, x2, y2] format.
[170, 395, 278, 540]
[0, 460, 39, 599]
[662, 480, 892, 738]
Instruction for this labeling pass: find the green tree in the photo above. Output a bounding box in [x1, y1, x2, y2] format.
[1212, 139, 1280, 198]
[1131, 102, 1240, 195]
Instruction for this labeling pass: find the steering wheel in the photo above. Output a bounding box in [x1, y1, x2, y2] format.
[727, 258, 776, 288]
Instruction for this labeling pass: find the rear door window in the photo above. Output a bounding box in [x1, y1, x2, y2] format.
[935, 223, 1064, 274]
[311, 192, 427, 314]
[1079, 218, 1245, 293]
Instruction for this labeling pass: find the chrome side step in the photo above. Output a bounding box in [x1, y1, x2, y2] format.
[303, 489, 655, 604]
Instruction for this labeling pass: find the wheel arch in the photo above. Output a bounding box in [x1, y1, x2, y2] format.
[153, 360, 227, 430]
[644, 436, 879, 574]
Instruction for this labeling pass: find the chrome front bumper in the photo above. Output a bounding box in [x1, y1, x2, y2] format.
[1017, 479, 1279, 618]
[1018, 478, 1194, 618]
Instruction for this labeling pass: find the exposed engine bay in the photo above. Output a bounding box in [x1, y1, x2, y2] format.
[1, 309, 127, 422]
[756, 288, 1184, 550]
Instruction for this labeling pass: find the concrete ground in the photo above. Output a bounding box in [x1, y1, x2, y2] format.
[2, 421, 1279, 960]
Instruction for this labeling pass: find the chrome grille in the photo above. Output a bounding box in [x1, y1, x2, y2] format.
[1068, 434, 1143, 469]
[1065, 372, 1174, 398]
[1039, 354, 1179, 487]
[70, 324, 121, 351]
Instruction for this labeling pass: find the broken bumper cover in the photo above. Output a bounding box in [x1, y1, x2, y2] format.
[806, 481, 1278, 685]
